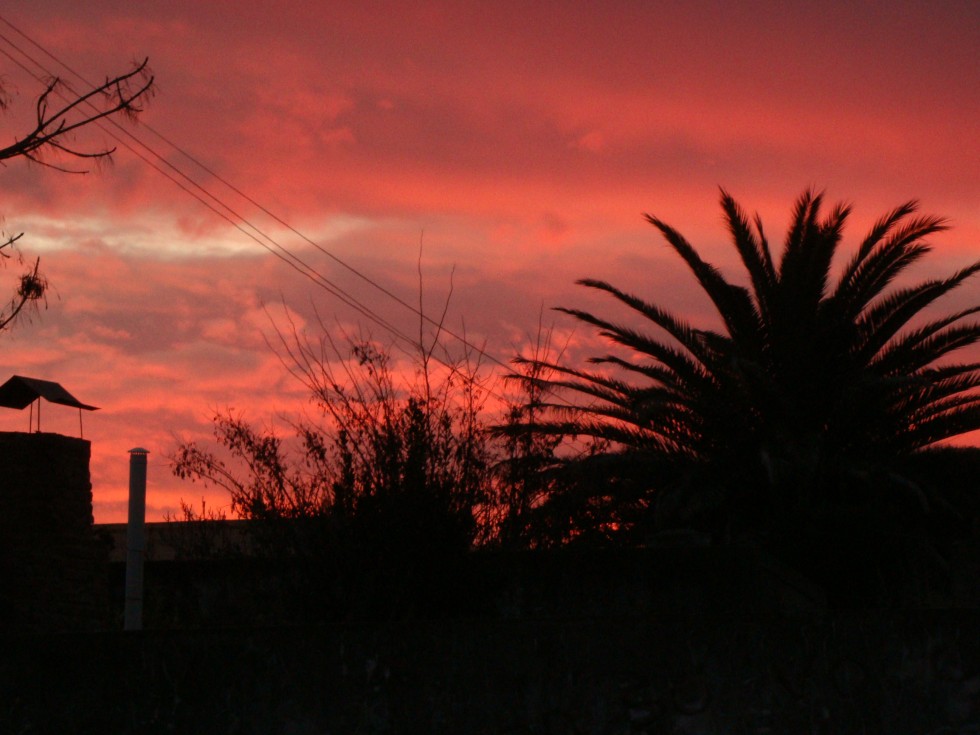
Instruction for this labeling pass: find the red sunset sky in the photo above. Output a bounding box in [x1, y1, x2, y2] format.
[0, 1, 977, 522]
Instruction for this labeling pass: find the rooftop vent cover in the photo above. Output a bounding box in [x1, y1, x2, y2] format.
[0, 375, 99, 436]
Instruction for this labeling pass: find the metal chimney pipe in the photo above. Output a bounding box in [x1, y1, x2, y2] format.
[124, 447, 149, 631]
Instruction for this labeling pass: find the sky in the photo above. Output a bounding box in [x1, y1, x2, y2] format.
[0, 1, 977, 522]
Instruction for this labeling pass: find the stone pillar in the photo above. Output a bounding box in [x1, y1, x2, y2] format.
[0, 432, 107, 632]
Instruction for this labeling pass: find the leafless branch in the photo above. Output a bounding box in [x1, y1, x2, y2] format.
[0, 57, 154, 172]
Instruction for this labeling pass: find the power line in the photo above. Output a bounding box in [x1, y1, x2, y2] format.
[0, 15, 594, 461]
[0, 27, 421, 353]
[0, 21, 584, 423]
[0, 13, 519, 379]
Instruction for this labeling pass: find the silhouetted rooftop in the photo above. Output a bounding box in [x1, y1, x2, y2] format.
[0, 375, 98, 411]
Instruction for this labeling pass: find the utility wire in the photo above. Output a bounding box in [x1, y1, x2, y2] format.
[0, 20, 588, 428]
[0, 30, 421, 353]
[0, 18, 593, 438]
[0, 13, 518, 379]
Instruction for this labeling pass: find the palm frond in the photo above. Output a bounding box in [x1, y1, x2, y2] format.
[587, 355, 690, 393]
[909, 392, 980, 425]
[834, 214, 947, 317]
[509, 416, 692, 455]
[837, 201, 918, 285]
[891, 371, 980, 414]
[644, 212, 762, 347]
[872, 314, 980, 375]
[574, 278, 711, 363]
[720, 188, 776, 320]
[809, 201, 851, 303]
[906, 403, 980, 450]
[773, 192, 851, 335]
[856, 261, 980, 361]
[777, 189, 823, 285]
[554, 306, 716, 388]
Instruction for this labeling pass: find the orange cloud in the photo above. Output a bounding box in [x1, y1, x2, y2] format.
[0, 1, 977, 520]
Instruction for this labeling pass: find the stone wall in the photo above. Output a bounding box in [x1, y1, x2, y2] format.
[0, 432, 107, 632]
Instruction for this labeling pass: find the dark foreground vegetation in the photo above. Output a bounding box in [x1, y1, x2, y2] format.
[174, 190, 980, 609]
[2, 42, 975, 730]
[6, 612, 980, 734]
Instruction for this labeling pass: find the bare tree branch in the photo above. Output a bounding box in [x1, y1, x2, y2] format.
[0, 56, 154, 335]
[0, 57, 154, 171]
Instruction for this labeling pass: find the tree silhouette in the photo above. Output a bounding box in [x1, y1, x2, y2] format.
[0, 58, 153, 169]
[172, 314, 501, 620]
[0, 59, 154, 332]
[513, 190, 980, 601]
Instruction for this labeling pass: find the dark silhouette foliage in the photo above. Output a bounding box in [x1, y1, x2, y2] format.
[489, 320, 603, 548]
[172, 318, 503, 619]
[511, 189, 980, 603]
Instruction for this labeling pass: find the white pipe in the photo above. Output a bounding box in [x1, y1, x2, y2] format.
[124, 447, 149, 631]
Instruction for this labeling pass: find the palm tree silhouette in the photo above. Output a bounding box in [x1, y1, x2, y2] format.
[515, 190, 980, 601]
